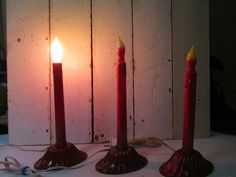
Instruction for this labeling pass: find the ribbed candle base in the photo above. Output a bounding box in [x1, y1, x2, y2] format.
[96, 146, 147, 174]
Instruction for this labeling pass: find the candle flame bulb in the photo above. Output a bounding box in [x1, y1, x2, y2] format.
[117, 36, 125, 63]
[117, 36, 125, 50]
[187, 46, 196, 61]
[51, 37, 63, 63]
[186, 46, 196, 71]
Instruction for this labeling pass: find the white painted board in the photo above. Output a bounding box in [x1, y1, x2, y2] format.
[50, 0, 92, 143]
[133, 0, 172, 139]
[93, 0, 133, 142]
[7, 0, 51, 145]
[172, 0, 210, 138]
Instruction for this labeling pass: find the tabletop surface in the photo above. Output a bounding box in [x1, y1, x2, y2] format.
[0, 133, 236, 177]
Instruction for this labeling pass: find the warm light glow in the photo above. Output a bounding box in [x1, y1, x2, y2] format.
[51, 37, 63, 63]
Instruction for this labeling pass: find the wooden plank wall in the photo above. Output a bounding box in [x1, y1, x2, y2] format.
[7, 0, 209, 145]
[6, 0, 173, 145]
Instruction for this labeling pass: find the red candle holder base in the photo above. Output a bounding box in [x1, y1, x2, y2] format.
[159, 148, 214, 177]
[34, 142, 87, 170]
[96, 146, 147, 174]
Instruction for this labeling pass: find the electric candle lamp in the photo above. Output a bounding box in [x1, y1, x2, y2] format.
[159, 46, 214, 177]
[51, 37, 66, 149]
[183, 46, 196, 152]
[34, 37, 87, 170]
[95, 37, 147, 174]
[116, 36, 127, 151]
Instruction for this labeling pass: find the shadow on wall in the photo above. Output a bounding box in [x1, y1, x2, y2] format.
[0, 81, 7, 134]
[210, 56, 236, 135]
[0, 0, 7, 134]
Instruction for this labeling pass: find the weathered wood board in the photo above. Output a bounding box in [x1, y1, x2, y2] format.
[50, 0, 92, 143]
[92, 0, 133, 142]
[7, 0, 51, 145]
[133, 0, 173, 139]
[172, 0, 210, 138]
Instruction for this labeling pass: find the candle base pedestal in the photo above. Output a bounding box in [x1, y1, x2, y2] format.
[34, 142, 87, 170]
[159, 148, 214, 177]
[96, 146, 147, 174]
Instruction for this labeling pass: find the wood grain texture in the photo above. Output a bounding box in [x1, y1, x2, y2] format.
[93, 0, 133, 142]
[133, 0, 172, 139]
[7, 0, 51, 145]
[172, 0, 210, 138]
[50, 0, 92, 143]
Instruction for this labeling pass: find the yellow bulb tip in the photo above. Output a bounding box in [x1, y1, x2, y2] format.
[117, 36, 125, 49]
[187, 46, 196, 61]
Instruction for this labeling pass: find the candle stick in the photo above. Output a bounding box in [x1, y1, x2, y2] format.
[159, 46, 214, 177]
[183, 46, 196, 151]
[117, 36, 127, 150]
[95, 36, 147, 174]
[34, 37, 87, 170]
[51, 37, 67, 148]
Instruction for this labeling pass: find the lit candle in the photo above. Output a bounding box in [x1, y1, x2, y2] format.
[183, 46, 197, 151]
[34, 37, 88, 170]
[51, 37, 67, 148]
[116, 36, 127, 150]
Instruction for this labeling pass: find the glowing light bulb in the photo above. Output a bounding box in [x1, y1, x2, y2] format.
[51, 37, 63, 63]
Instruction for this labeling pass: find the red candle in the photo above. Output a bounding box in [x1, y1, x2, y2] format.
[51, 37, 67, 149]
[183, 46, 197, 151]
[116, 37, 127, 150]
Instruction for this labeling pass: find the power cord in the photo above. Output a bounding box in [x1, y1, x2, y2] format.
[0, 147, 109, 176]
[0, 156, 41, 176]
[129, 137, 175, 152]
[35, 148, 109, 172]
